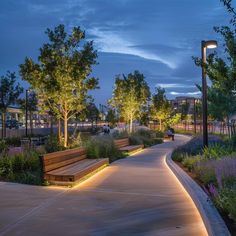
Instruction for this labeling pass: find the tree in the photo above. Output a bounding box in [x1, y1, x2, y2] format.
[193, 0, 236, 137]
[150, 87, 172, 131]
[106, 108, 117, 126]
[109, 71, 150, 133]
[19, 91, 38, 135]
[0, 71, 23, 137]
[20, 24, 99, 147]
[85, 102, 99, 127]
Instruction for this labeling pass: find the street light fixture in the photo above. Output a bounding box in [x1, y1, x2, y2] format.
[201, 40, 218, 147]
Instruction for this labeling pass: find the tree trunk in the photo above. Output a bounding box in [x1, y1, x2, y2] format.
[129, 116, 133, 133]
[2, 112, 6, 138]
[227, 116, 231, 139]
[58, 118, 61, 143]
[50, 115, 53, 136]
[63, 112, 68, 147]
[30, 111, 33, 135]
[159, 119, 162, 131]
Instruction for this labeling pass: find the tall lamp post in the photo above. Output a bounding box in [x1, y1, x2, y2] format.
[25, 89, 29, 137]
[201, 40, 217, 147]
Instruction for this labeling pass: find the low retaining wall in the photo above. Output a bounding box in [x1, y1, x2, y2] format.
[165, 151, 231, 236]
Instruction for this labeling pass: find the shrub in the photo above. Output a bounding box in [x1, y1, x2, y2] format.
[215, 188, 236, 222]
[0, 151, 42, 185]
[0, 139, 8, 154]
[112, 130, 129, 139]
[182, 155, 201, 172]
[4, 137, 21, 147]
[203, 144, 234, 160]
[172, 151, 185, 162]
[194, 159, 217, 185]
[85, 136, 124, 163]
[129, 129, 161, 147]
[45, 135, 65, 153]
[129, 135, 143, 145]
[173, 135, 224, 158]
[214, 157, 236, 188]
[155, 130, 164, 138]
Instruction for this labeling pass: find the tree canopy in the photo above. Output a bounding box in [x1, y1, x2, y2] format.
[20, 24, 99, 146]
[150, 87, 172, 131]
[109, 70, 150, 133]
[0, 71, 23, 137]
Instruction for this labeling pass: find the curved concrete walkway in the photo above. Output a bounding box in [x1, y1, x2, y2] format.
[0, 135, 208, 236]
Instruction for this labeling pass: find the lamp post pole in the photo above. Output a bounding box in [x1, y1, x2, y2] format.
[193, 98, 197, 134]
[201, 40, 217, 147]
[201, 41, 208, 147]
[25, 89, 28, 137]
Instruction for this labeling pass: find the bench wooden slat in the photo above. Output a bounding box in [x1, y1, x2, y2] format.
[114, 138, 129, 148]
[43, 154, 87, 172]
[45, 159, 108, 182]
[119, 145, 143, 152]
[44, 147, 86, 160]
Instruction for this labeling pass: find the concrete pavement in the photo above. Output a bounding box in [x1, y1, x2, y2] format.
[0, 135, 208, 236]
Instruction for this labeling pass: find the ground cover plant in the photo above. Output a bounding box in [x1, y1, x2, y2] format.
[172, 135, 236, 230]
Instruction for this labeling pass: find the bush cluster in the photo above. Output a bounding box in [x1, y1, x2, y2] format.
[85, 136, 124, 163]
[0, 150, 42, 185]
[172, 135, 236, 223]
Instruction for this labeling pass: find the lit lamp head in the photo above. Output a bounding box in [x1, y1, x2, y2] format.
[202, 40, 218, 49]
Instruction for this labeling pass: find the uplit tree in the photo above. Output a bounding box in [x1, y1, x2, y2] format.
[109, 71, 150, 133]
[0, 71, 23, 137]
[20, 24, 99, 147]
[150, 87, 172, 131]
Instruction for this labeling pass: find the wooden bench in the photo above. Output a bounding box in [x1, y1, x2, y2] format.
[41, 147, 108, 185]
[114, 138, 144, 154]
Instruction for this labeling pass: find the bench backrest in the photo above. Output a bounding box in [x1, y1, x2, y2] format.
[114, 138, 129, 148]
[42, 147, 86, 172]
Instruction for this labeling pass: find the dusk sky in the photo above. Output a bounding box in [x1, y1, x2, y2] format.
[0, 0, 233, 104]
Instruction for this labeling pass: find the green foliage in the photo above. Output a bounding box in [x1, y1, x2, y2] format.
[129, 129, 163, 147]
[172, 151, 185, 162]
[84, 102, 99, 123]
[85, 136, 123, 163]
[203, 144, 234, 159]
[112, 130, 129, 139]
[4, 137, 21, 146]
[182, 155, 201, 172]
[194, 160, 217, 185]
[215, 188, 236, 222]
[150, 87, 172, 131]
[193, 1, 236, 124]
[20, 24, 99, 147]
[0, 139, 8, 153]
[109, 71, 150, 133]
[155, 130, 164, 138]
[0, 71, 23, 138]
[0, 72, 23, 113]
[44, 135, 65, 153]
[230, 134, 236, 147]
[106, 109, 117, 125]
[0, 151, 42, 185]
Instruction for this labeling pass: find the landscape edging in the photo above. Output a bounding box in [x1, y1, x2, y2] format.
[165, 150, 231, 236]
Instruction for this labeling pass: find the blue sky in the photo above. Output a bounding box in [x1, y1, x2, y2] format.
[0, 0, 233, 104]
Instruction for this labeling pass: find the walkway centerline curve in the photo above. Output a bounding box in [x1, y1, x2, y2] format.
[0, 135, 208, 236]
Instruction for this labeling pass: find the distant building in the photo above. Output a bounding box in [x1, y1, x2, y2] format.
[169, 96, 201, 114]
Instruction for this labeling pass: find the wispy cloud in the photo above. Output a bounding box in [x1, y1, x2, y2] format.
[156, 83, 195, 89]
[88, 27, 177, 69]
[169, 91, 201, 96]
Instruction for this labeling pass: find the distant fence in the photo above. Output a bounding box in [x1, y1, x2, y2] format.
[149, 121, 236, 136]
